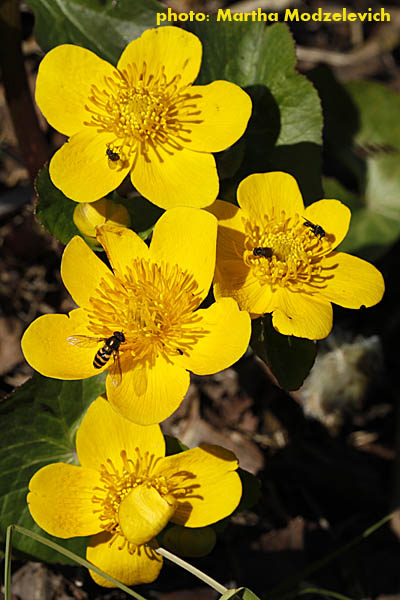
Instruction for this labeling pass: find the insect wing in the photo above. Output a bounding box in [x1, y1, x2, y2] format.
[108, 350, 123, 387]
[67, 335, 104, 348]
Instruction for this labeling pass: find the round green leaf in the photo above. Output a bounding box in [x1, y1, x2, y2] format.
[190, 21, 323, 203]
[35, 165, 81, 246]
[0, 372, 106, 563]
[26, 0, 165, 64]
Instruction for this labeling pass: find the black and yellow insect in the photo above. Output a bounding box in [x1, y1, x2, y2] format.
[67, 331, 125, 386]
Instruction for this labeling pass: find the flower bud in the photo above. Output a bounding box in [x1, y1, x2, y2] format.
[73, 198, 130, 241]
[162, 525, 216, 558]
[119, 485, 177, 546]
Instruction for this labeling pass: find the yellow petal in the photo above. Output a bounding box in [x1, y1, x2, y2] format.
[76, 396, 165, 470]
[119, 486, 176, 545]
[21, 309, 102, 379]
[131, 145, 218, 210]
[87, 532, 163, 587]
[179, 298, 250, 375]
[155, 445, 242, 528]
[27, 463, 101, 537]
[117, 26, 202, 89]
[96, 224, 149, 279]
[214, 270, 274, 317]
[208, 198, 246, 233]
[271, 288, 333, 340]
[61, 236, 111, 309]
[50, 128, 131, 203]
[35, 44, 117, 136]
[304, 199, 351, 250]
[106, 354, 190, 425]
[150, 207, 217, 301]
[182, 81, 252, 152]
[237, 171, 304, 223]
[318, 252, 385, 308]
[207, 204, 275, 315]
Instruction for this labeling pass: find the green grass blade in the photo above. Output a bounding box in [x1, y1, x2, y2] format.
[298, 587, 354, 600]
[4, 524, 14, 600]
[4, 525, 148, 600]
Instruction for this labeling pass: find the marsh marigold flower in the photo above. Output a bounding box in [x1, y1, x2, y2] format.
[210, 171, 384, 340]
[35, 26, 252, 209]
[21, 208, 251, 424]
[27, 396, 242, 587]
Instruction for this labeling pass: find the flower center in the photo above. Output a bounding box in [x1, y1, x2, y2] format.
[92, 449, 201, 550]
[84, 62, 201, 159]
[86, 259, 207, 364]
[243, 210, 333, 292]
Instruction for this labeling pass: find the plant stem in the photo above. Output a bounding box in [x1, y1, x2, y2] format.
[0, 0, 49, 184]
[156, 546, 228, 595]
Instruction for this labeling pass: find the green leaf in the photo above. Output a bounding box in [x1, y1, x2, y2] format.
[164, 435, 189, 456]
[35, 165, 81, 246]
[0, 372, 106, 563]
[251, 316, 317, 391]
[220, 587, 262, 600]
[26, 0, 165, 64]
[35, 166, 161, 247]
[114, 192, 163, 241]
[190, 21, 323, 203]
[310, 67, 400, 260]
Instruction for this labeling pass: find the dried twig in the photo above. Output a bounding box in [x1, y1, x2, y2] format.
[296, 8, 400, 67]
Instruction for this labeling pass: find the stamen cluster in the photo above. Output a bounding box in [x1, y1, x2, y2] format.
[86, 259, 206, 363]
[243, 211, 331, 291]
[85, 64, 198, 157]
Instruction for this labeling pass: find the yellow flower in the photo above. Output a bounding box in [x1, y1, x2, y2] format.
[21, 208, 251, 424]
[35, 26, 252, 210]
[210, 171, 385, 340]
[27, 396, 242, 587]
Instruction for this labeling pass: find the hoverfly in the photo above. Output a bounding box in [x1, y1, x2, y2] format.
[253, 247, 273, 258]
[67, 331, 125, 386]
[302, 217, 325, 239]
[106, 147, 120, 162]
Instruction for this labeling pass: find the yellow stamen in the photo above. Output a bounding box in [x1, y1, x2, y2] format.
[83, 62, 202, 159]
[243, 210, 333, 292]
[86, 259, 207, 364]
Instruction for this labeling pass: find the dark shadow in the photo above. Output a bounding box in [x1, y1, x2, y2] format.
[217, 84, 281, 200]
[307, 66, 365, 193]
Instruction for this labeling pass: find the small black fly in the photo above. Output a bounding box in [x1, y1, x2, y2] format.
[302, 217, 325, 239]
[253, 247, 273, 258]
[106, 148, 120, 162]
